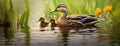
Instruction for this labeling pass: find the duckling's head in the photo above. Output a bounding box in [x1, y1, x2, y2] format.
[49, 18, 55, 23]
[38, 17, 45, 22]
[51, 4, 67, 13]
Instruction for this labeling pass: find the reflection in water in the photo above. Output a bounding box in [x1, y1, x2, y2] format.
[2, 23, 14, 46]
[21, 25, 30, 46]
[40, 27, 46, 31]
[63, 43, 68, 46]
[4, 28, 13, 45]
[50, 27, 55, 30]
[58, 26, 82, 46]
[4, 27, 14, 40]
[58, 27, 70, 46]
[96, 34, 111, 46]
[82, 35, 87, 46]
[58, 27, 70, 42]
[0, 25, 114, 46]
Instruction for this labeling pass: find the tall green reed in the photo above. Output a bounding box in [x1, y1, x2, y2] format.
[20, 0, 30, 27]
[0, 0, 15, 31]
[1, 0, 30, 28]
[0, 0, 15, 39]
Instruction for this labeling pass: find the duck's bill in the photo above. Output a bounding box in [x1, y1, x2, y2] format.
[50, 8, 57, 13]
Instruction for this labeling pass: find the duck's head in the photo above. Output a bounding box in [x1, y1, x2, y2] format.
[38, 17, 45, 22]
[49, 18, 55, 23]
[50, 4, 67, 13]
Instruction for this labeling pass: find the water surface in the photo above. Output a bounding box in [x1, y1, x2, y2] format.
[0, 26, 112, 46]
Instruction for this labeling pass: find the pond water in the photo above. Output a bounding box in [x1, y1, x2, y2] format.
[0, 26, 113, 46]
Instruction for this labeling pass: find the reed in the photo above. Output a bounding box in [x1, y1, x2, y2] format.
[0, 0, 30, 31]
[0, 0, 16, 31]
[0, 0, 15, 39]
[20, 0, 30, 27]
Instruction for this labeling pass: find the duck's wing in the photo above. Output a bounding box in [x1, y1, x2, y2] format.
[68, 14, 96, 18]
[67, 20, 83, 27]
[82, 17, 98, 23]
[66, 14, 98, 27]
[66, 14, 93, 20]
[67, 14, 98, 23]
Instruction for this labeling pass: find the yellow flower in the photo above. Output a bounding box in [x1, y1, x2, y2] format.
[95, 8, 101, 16]
[104, 6, 112, 12]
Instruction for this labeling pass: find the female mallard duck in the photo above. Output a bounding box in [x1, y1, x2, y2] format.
[38, 17, 48, 27]
[48, 18, 57, 27]
[50, 4, 98, 27]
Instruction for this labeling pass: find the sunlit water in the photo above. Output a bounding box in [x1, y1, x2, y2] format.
[0, 26, 112, 46]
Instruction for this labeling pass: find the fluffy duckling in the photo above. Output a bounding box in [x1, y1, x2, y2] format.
[38, 17, 48, 27]
[48, 18, 57, 27]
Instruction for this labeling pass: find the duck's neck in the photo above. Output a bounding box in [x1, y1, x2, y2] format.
[61, 12, 67, 18]
[58, 11, 67, 23]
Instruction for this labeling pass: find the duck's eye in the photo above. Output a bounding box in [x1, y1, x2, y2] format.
[57, 6, 61, 8]
[57, 5, 66, 8]
[57, 6, 62, 8]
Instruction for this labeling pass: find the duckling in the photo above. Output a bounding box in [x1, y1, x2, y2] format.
[38, 17, 48, 27]
[48, 18, 57, 30]
[48, 18, 57, 27]
[50, 4, 98, 27]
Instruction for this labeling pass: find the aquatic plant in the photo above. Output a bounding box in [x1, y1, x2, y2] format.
[0, 0, 16, 31]
[20, 0, 30, 27]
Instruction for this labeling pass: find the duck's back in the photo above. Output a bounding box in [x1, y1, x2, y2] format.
[57, 18, 83, 27]
[67, 14, 97, 23]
